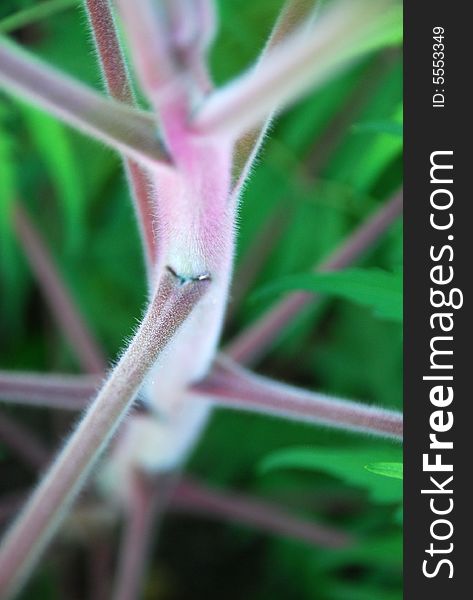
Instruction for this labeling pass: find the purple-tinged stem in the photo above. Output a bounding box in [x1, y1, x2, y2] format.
[111, 471, 176, 600]
[0, 39, 169, 169]
[14, 204, 107, 374]
[172, 476, 354, 548]
[226, 191, 403, 365]
[192, 0, 396, 139]
[192, 357, 403, 440]
[0, 272, 209, 599]
[0, 371, 98, 410]
[84, 0, 133, 105]
[116, 0, 187, 117]
[0, 415, 49, 471]
[84, 0, 158, 273]
[232, 0, 318, 193]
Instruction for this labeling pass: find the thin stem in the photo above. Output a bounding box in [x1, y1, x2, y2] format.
[14, 204, 107, 374]
[192, 0, 398, 139]
[192, 357, 403, 440]
[111, 471, 170, 600]
[84, 0, 158, 271]
[0, 414, 50, 471]
[0, 272, 210, 599]
[172, 476, 354, 548]
[232, 0, 318, 194]
[84, 0, 134, 104]
[0, 371, 98, 410]
[116, 0, 186, 115]
[226, 191, 403, 364]
[0, 39, 169, 170]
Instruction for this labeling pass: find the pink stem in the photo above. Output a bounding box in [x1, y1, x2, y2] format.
[84, 0, 158, 273]
[0, 271, 210, 598]
[226, 191, 403, 365]
[172, 476, 354, 548]
[14, 204, 107, 374]
[111, 471, 175, 600]
[0, 371, 98, 410]
[192, 357, 402, 440]
[0, 414, 49, 471]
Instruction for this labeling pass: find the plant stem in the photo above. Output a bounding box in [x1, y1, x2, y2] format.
[192, 0, 397, 138]
[232, 0, 318, 192]
[14, 204, 107, 374]
[226, 191, 403, 364]
[0, 371, 98, 410]
[0, 39, 169, 169]
[111, 471, 174, 600]
[193, 357, 403, 440]
[84, 0, 158, 272]
[173, 477, 354, 548]
[0, 272, 209, 599]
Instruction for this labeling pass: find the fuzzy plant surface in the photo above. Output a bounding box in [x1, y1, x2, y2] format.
[0, 1, 403, 599]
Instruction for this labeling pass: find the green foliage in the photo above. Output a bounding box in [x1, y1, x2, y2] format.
[253, 268, 402, 322]
[365, 462, 403, 479]
[19, 104, 86, 255]
[1, 1, 403, 598]
[260, 445, 403, 504]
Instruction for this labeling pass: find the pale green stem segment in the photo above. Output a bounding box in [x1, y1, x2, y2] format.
[0, 272, 209, 599]
[193, 0, 399, 139]
[232, 0, 319, 191]
[0, 39, 169, 170]
[83, 0, 159, 272]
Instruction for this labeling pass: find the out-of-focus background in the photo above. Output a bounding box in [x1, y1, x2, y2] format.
[0, 1, 402, 598]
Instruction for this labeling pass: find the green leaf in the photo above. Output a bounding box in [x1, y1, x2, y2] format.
[260, 446, 403, 503]
[352, 119, 402, 137]
[0, 105, 24, 327]
[20, 104, 86, 255]
[365, 461, 403, 479]
[0, 0, 77, 34]
[253, 268, 402, 321]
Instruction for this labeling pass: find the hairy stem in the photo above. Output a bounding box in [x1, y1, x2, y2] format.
[193, 0, 397, 138]
[226, 191, 403, 364]
[193, 357, 403, 440]
[111, 471, 172, 600]
[0, 272, 209, 599]
[173, 477, 354, 548]
[0, 39, 169, 169]
[84, 0, 158, 272]
[0, 371, 98, 410]
[232, 0, 318, 193]
[14, 204, 107, 374]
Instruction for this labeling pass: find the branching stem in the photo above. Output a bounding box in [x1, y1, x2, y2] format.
[0, 272, 209, 598]
[193, 357, 403, 440]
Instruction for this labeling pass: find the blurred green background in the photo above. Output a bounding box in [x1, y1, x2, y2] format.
[0, 1, 402, 598]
